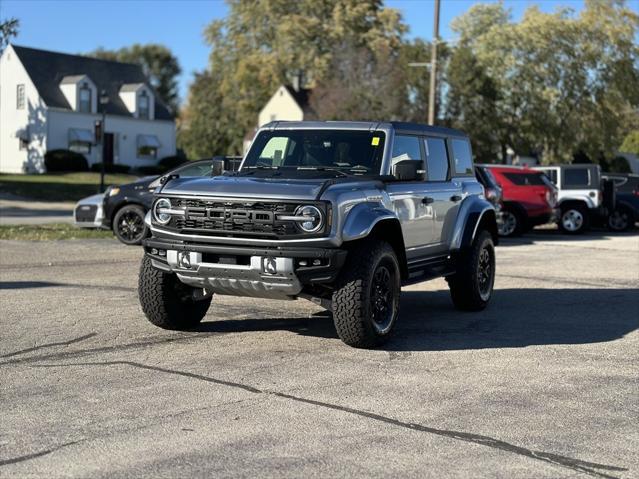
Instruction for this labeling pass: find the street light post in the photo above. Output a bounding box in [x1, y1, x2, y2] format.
[408, 0, 441, 125]
[99, 90, 109, 193]
[428, 0, 441, 125]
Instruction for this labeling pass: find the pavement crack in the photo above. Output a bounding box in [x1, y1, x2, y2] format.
[0, 441, 80, 467]
[0, 333, 97, 359]
[0, 334, 218, 367]
[33, 360, 628, 479]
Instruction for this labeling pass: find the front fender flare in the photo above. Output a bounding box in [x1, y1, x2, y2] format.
[450, 197, 498, 251]
[341, 202, 398, 242]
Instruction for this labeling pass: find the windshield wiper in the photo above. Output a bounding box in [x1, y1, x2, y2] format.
[295, 166, 351, 177]
[348, 165, 371, 174]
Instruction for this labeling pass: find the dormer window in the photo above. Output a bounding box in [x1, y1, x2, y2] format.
[138, 91, 149, 120]
[79, 83, 91, 113]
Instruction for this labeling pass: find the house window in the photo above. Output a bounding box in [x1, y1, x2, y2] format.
[79, 84, 92, 113]
[138, 91, 149, 120]
[137, 145, 157, 159]
[69, 142, 91, 154]
[19, 138, 28, 150]
[17, 84, 25, 109]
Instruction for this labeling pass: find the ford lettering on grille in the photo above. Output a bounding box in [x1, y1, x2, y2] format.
[166, 199, 322, 238]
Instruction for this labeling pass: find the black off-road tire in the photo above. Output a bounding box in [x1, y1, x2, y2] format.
[447, 230, 495, 312]
[138, 255, 212, 329]
[113, 204, 149, 245]
[332, 240, 401, 348]
[607, 206, 634, 232]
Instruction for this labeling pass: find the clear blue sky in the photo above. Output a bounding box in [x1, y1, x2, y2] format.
[1, 0, 598, 103]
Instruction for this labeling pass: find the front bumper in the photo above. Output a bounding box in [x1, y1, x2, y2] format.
[143, 238, 347, 300]
[74, 202, 105, 228]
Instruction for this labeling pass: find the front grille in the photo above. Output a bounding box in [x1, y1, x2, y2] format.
[163, 198, 326, 239]
[75, 204, 98, 222]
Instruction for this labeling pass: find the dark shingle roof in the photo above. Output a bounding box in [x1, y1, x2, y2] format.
[12, 45, 174, 120]
[283, 85, 316, 118]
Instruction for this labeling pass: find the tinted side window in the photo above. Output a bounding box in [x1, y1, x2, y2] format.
[502, 172, 546, 186]
[424, 137, 448, 181]
[391, 135, 422, 168]
[543, 169, 558, 185]
[451, 139, 473, 175]
[564, 168, 590, 187]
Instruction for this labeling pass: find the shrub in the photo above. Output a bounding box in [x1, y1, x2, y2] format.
[44, 149, 89, 172]
[90, 163, 131, 174]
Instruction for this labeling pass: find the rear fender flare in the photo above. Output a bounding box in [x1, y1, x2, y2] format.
[450, 197, 498, 251]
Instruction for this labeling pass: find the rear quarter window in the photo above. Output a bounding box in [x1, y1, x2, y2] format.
[563, 168, 591, 188]
[451, 139, 473, 176]
[502, 172, 546, 186]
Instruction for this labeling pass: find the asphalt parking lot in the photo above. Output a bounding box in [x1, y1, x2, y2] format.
[1, 231, 637, 478]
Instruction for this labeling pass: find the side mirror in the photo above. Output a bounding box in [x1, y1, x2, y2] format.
[393, 160, 424, 181]
[211, 159, 225, 177]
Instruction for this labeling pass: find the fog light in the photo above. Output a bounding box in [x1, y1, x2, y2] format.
[298, 260, 308, 267]
[150, 248, 158, 255]
[312, 259, 321, 266]
[159, 250, 166, 257]
[263, 257, 277, 275]
[178, 252, 191, 269]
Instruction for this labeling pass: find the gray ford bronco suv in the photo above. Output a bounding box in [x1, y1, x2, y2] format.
[139, 121, 498, 348]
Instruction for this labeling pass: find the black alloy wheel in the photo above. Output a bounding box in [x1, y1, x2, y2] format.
[113, 205, 149, 245]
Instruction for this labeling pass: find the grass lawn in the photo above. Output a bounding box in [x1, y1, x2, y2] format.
[0, 223, 115, 241]
[0, 172, 138, 202]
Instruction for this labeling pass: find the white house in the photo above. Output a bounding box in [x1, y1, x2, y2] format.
[0, 44, 176, 173]
[243, 82, 314, 153]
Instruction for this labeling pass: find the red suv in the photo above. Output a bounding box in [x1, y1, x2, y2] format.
[485, 166, 558, 236]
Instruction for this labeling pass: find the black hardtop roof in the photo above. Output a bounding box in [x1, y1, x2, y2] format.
[264, 120, 467, 138]
[389, 121, 467, 138]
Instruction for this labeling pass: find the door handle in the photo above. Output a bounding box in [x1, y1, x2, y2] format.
[450, 195, 462, 202]
[422, 196, 434, 204]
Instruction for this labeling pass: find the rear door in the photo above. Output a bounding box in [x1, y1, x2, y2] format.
[562, 166, 602, 207]
[424, 137, 465, 253]
[386, 134, 435, 259]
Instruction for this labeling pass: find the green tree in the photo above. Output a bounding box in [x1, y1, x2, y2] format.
[178, 71, 230, 159]
[89, 44, 181, 113]
[183, 0, 407, 155]
[0, 17, 19, 53]
[447, 0, 639, 165]
[619, 131, 639, 155]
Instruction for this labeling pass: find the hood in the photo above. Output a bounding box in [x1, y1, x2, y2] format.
[78, 192, 105, 205]
[160, 175, 329, 201]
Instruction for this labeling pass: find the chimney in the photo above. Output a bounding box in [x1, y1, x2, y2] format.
[291, 70, 303, 92]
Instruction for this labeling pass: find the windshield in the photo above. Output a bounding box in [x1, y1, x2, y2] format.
[241, 130, 386, 177]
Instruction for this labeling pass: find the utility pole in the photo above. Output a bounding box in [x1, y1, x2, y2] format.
[428, 0, 441, 125]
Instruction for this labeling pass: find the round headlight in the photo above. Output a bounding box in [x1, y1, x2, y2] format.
[153, 198, 172, 224]
[295, 205, 323, 233]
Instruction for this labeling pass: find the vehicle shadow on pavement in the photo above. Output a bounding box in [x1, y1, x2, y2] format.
[196, 287, 638, 350]
[498, 228, 639, 246]
[385, 288, 638, 351]
[195, 311, 339, 339]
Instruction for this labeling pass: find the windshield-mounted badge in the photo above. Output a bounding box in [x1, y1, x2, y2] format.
[371, 137, 380, 146]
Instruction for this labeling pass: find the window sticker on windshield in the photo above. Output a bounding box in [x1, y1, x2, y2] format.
[371, 137, 380, 146]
